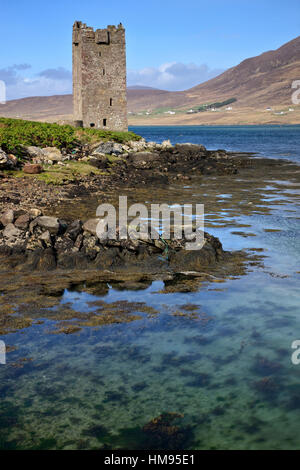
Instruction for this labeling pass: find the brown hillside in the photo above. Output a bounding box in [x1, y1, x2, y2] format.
[0, 35, 299, 124]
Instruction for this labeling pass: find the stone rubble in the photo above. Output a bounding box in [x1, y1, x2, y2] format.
[0, 207, 227, 274]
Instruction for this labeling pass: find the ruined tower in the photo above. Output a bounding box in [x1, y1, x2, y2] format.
[72, 21, 128, 131]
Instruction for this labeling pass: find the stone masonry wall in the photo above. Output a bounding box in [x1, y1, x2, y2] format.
[72, 21, 128, 131]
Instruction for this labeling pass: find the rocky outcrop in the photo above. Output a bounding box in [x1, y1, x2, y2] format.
[0, 149, 18, 170]
[0, 208, 228, 275]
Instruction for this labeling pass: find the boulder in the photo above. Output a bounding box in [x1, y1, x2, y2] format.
[128, 139, 147, 152]
[65, 220, 83, 241]
[175, 143, 206, 153]
[161, 139, 173, 149]
[93, 142, 123, 156]
[0, 149, 17, 170]
[83, 218, 100, 236]
[3, 223, 22, 239]
[41, 147, 63, 162]
[128, 151, 160, 168]
[36, 216, 61, 235]
[39, 230, 52, 248]
[29, 208, 42, 219]
[7, 154, 18, 166]
[23, 146, 44, 159]
[23, 163, 43, 174]
[0, 209, 14, 226]
[14, 213, 30, 230]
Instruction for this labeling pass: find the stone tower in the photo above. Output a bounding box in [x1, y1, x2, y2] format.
[72, 21, 128, 131]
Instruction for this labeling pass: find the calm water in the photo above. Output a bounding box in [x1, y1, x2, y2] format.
[130, 125, 300, 163]
[1, 126, 300, 449]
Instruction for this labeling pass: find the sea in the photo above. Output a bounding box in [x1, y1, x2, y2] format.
[0, 125, 300, 450]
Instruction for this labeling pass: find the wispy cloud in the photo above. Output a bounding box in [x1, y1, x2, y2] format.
[0, 65, 72, 100]
[38, 67, 72, 80]
[0, 61, 225, 100]
[0, 64, 31, 86]
[128, 62, 224, 91]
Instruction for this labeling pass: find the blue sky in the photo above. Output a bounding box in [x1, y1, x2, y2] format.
[0, 0, 299, 99]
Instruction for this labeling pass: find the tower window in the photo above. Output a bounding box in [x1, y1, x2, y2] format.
[103, 68, 105, 75]
[90, 123, 95, 128]
[103, 119, 107, 127]
[99, 52, 101, 57]
[110, 98, 113, 106]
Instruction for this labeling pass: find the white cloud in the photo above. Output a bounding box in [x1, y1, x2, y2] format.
[128, 62, 224, 91]
[0, 61, 225, 100]
[0, 65, 72, 100]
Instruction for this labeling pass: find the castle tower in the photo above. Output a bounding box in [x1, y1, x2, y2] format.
[72, 21, 128, 131]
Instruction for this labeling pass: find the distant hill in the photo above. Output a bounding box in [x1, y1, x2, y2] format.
[127, 35, 300, 112]
[0, 35, 299, 124]
[127, 85, 160, 90]
[0, 95, 73, 122]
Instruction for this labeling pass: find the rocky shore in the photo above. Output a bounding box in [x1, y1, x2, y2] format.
[0, 137, 258, 215]
[0, 207, 229, 276]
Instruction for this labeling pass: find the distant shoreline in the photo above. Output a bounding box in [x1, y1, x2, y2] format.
[129, 123, 300, 128]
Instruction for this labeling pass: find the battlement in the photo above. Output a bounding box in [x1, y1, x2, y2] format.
[72, 21, 127, 131]
[73, 22, 124, 45]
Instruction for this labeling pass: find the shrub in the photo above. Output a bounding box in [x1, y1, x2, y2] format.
[0, 117, 141, 156]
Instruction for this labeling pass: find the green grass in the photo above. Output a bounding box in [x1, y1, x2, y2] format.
[0, 117, 141, 156]
[134, 98, 237, 117]
[5, 161, 107, 185]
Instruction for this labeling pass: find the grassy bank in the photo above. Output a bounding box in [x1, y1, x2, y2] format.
[0, 117, 141, 156]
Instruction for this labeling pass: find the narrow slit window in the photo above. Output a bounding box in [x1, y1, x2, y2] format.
[103, 119, 107, 127]
[110, 98, 113, 106]
[103, 68, 105, 75]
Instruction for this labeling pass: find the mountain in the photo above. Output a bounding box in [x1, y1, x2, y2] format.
[127, 35, 300, 113]
[0, 35, 299, 124]
[183, 35, 300, 108]
[0, 95, 73, 121]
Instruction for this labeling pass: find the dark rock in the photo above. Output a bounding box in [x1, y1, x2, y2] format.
[128, 152, 160, 168]
[0, 149, 17, 170]
[54, 236, 74, 253]
[65, 220, 83, 241]
[14, 214, 30, 230]
[36, 248, 57, 271]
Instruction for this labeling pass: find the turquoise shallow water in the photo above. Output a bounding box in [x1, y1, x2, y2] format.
[1, 126, 300, 449]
